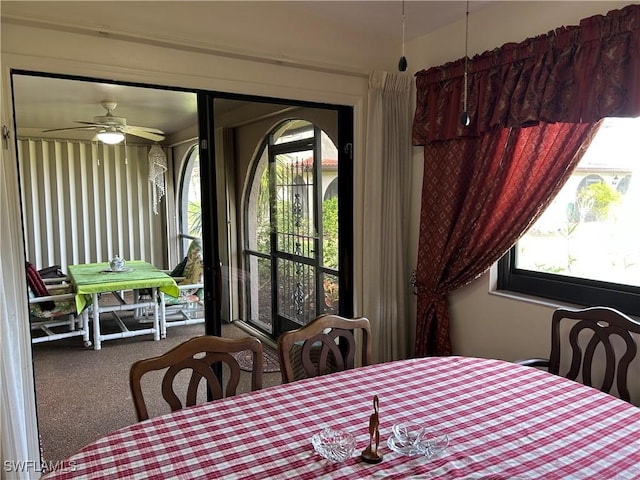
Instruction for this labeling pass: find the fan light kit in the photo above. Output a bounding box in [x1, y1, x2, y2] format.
[96, 128, 125, 145]
[43, 100, 165, 144]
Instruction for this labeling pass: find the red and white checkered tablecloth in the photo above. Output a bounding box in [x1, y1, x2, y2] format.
[41, 356, 640, 479]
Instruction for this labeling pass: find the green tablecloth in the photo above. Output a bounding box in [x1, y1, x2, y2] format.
[68, 261, 180, 313]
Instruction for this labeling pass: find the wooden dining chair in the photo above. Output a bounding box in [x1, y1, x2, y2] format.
[518, 306, 640, 402]
[277, 314, 372, 384]
[129, 335, 263, 421]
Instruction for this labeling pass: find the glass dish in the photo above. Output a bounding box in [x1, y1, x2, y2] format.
[387, 435, 425, 456]
[420, 430, 449, 458]
[311, 427, 357, 462]
[392, 422, 425, 447]
[389, 422, 449, 457]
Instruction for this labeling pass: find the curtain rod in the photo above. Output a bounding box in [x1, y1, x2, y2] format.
[4, 16, 370, 80]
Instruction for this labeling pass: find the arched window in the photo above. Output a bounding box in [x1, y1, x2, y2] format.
[617, 174, 632, 194]
[575, 174, 605, 222]
[178, 145, 201, 255]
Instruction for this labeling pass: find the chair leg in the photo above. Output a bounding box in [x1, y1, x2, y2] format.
[82, 310, 92, 348]
[160, 291, 167, 339]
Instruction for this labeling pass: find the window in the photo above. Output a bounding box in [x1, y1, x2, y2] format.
[178, 145, 201, 254]
[498, 117, 640, 316]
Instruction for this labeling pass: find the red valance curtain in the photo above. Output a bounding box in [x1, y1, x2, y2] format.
[411, 4, 640, 356]
[413, 4, 640, 144]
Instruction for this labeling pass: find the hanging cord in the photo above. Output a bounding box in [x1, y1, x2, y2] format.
[460, 0, 471, 126]
[398, 0, 408, 71]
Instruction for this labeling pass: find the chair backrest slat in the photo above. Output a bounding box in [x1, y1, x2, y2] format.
[277, 315, 371, 384]
[549, 307, 640, 402]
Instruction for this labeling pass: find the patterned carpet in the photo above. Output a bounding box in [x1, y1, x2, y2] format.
[32, 320, 283, 462]
[232, 345, 280, 373]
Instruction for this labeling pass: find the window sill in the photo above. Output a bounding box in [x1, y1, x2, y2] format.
[489, 288, 640, 321]
[488, 288, 584, 311]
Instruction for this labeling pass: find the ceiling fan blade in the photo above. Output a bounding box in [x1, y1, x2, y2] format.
[124, 128, 165, 142]
[42, 126, 98, 133]
[74, 121, 105, 127]
[124, 125, 165, 135]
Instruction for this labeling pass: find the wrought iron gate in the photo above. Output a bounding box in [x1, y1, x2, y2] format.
[270, 131, 320, 335]
[244, 121, 341, 338]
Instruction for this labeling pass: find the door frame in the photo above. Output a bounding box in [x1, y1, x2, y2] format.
[206, 91, 354, 339]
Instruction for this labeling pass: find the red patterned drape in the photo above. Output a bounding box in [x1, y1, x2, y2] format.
[412, 4, 640, 356]
[415, 123, 598, 355]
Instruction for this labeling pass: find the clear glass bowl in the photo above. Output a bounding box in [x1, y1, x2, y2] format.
[392, 422, 424, 447]
[311, 427, 357, 462]
[389, 422, 449, 457]
[420, 430, 449, 458]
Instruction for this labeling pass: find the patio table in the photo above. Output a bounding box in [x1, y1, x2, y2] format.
[67, 261, 179, 350]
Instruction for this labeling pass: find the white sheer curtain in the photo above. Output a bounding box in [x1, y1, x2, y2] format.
[1, 140, 41, 479]
[362, 71, 412, 363]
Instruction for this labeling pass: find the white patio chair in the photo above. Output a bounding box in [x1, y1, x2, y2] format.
[159, 240, 204, 338]
[26, 262, 91, 346]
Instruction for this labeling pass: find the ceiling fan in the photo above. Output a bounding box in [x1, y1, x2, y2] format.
[43, 100, 165, 144]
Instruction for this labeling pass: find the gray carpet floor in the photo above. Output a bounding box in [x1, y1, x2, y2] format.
[32, 317, 282, 463]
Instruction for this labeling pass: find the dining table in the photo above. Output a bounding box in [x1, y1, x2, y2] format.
[67, 261, 179, 350]
[40, 355, 640, 479]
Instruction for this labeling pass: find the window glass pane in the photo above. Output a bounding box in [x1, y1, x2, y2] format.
[515, 117, 640, 287]
[277, 257, 315, 326]
[246, 254, 273, 333]
[321, 131, 339, 269]
[273, 120, 313, 144]
[322, 272, 339, 315]
[247, 150, 270, 253]
[186, 154, 201, 238]
[274, 151, 314, 258]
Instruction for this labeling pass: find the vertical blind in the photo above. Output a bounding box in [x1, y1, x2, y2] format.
[18, 138, 168, 270]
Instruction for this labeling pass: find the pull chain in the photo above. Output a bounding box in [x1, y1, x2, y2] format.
[460, 0, 471, 127]
[398, 0, 408, 71]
